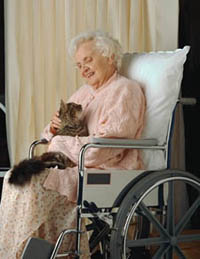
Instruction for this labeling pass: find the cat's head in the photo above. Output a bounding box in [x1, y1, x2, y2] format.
[59, 99, 83, 122]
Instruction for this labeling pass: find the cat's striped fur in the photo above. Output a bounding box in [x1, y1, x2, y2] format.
[8, 100, 88, 186]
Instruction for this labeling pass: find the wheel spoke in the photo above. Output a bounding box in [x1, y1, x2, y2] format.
[165, 247, 173, 259]
[152, 244, 170, 259]
[174, 245, 187, 258]
[177, 233, 200, 242]
[126, 236, 168, 248]
[175, 195, 200, 235]
[138, 202, 170, 238]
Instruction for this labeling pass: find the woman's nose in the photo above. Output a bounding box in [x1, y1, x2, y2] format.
[81, 65, 90, 77]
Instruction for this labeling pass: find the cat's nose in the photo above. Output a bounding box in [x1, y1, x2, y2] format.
[77, 104, 82, 111]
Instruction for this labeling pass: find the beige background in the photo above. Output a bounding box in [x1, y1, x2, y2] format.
[4, 0, 179, 164]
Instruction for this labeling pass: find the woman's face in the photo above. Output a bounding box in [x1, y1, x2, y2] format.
[75, 40, 115, 89]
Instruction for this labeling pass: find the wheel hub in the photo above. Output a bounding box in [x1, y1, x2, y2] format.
[170, 236, 177, 246]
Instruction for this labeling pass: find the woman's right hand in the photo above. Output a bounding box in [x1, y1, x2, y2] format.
[50, 111, 61, 134]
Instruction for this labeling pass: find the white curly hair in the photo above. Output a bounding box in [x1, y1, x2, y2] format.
[68, 31, 123, 71]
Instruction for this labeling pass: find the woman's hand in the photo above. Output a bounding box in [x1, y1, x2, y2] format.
[50, 111, 61, 134]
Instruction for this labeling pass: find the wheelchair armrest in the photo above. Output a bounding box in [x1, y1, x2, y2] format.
[179, 97, 197, 105]
[0, 167, 10, 177]
[29, 138, 49, 158]
[91, 137, 158, 146]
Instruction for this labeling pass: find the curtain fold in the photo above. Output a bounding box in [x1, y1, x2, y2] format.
[4, 0, 179, 165]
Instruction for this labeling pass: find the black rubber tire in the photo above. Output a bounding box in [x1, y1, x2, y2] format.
[110, 169, 200, 259]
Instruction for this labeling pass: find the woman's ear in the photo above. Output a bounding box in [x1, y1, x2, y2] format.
[108, 53, 115, 65]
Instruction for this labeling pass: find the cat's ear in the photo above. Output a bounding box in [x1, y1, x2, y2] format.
[60, 99, 65, 108]
[58, 99, 65, 116]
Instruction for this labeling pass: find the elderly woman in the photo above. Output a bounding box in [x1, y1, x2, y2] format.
[0, 31, 146, 258]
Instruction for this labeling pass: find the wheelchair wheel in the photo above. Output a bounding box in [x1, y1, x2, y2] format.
[110, 169, 200, 259]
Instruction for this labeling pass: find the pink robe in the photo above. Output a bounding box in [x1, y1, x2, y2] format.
[0, 72, 145, 258]
[42, 72, 146, 201]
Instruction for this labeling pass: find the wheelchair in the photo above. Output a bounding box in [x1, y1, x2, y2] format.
[22, 46, 200, 259]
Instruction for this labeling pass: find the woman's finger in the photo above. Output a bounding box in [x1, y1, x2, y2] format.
[50, 111, 62, 133]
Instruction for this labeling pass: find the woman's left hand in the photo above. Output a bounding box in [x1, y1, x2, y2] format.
[50, 111, 61, 134]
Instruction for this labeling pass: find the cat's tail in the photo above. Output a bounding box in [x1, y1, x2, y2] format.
[8, 159, 47, 186]
[8, 159, 67, 186]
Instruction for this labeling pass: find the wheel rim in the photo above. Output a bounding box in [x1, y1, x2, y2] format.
[122, 176, 200, 259]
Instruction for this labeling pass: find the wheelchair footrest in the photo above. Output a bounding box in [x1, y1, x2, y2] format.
[21, 237, 54, 259]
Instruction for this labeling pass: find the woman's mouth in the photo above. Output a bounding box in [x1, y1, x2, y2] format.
[87, 72, 94, 78]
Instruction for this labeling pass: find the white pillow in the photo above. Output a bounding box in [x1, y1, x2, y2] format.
[120, 46, 190, 169]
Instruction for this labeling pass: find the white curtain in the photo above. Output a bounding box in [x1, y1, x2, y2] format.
[4, 0, 179, 165]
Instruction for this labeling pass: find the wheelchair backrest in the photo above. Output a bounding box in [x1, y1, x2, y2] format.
[82, 47, 190, 208]
[120, 46, 190, 169]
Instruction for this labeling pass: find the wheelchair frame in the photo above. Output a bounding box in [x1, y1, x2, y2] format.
[23, 98, 200, 259]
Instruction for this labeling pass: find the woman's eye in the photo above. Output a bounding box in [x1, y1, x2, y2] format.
[75, 64, 81, 69]
[85, 57, 92, 63]
[75, 57, 93, 70]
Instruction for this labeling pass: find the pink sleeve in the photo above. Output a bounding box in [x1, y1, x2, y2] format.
[41, 124, 54, 141]
[47, 81, 146, 167]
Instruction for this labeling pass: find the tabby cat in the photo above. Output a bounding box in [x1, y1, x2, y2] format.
[9, 100, 88, 186]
